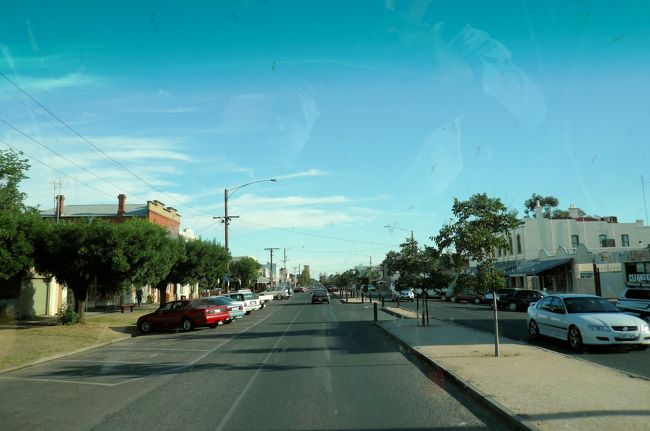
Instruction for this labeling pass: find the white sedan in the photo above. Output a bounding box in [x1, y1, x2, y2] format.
[527, 294, 650, 351]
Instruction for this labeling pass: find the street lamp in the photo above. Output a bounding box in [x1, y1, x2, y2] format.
[214, 178, 277, 254]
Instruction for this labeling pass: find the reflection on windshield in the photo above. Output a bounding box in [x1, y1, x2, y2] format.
[564, 297, 619, 314]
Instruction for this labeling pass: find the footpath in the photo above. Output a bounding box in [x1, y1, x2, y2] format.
[338, 295, 650, 431]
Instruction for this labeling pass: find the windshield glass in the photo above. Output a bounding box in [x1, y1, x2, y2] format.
[564, 297, 620, 314]
[3, 3, 650, 430]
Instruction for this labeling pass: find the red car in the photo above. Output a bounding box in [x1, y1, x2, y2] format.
[137, 299, 230, 333]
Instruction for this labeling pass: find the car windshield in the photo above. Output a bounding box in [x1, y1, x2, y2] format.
[564, 297, 620, 314]
[4, 3, 650, 430]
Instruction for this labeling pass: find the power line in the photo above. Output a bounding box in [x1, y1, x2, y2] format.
[0, 137, 116, 199]
[0, 71, 214, 218]
[238, 219, 399, 247]
[0, 117, 155, 203]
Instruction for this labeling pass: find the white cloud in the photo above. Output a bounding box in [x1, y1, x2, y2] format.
[11, 70, 103, 92]
[231, 194, 348, 210]
[276, 169, 331, 180]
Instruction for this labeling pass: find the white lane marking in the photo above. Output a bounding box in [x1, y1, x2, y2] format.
[0, 308, 282, 388]
[215, 304, 305, 431]
[115, 307, 283, 387]
[100, 347, 211, 352]
[0, 376, 114, 387]
[55, 359, 189, 366]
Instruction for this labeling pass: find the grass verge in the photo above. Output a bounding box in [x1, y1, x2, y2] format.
[0, 308, 152, 371]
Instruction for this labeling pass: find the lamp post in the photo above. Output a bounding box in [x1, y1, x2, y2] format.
[214, 178, 277, 254]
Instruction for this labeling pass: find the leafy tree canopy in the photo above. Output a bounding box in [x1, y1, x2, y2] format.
[229, 256, 260, 289]
[434, 193, 520, 266]
[0, 149, 30, 212]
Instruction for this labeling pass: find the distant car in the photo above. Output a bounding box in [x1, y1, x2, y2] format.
[393, 289, 415, 302]
[203, 296, 245, 323]
[311, 289, 330, 304]
[449, 289, 483, 304]
[527, 294, 650, 351]
[225, 292, 262, 314]
[484, 288, 519, 304]
[137, 299, 230, 333]
[414, 288, 439, 299]
[616, 288, 650, 321]
[498, 289, 545, 311]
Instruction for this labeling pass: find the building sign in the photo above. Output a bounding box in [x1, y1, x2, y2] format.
[625, 261, 650, 283]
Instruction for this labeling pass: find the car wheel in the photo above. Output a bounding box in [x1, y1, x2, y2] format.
[441, 295, 447, 302]
[223, 319, 232, 325]
[181, 318, 194, 332]
[474, 297, 481, 304]
[528, 320, 540, 341]
[568, 325, 584, 351]
[632, 344, 648, 351]
[139, 320, 152, 334]
[450, 296, 456, 302]
[508, 302, 518, 312]
[209, 324, 217, 329]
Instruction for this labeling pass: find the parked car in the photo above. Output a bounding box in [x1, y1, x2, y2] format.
[527, 294, 650, 351]
[616, 287, 650, 321]
[484, 288, 519, 304]
[225, 292, 262, 314]
[248, 289, 273, 305]
[137, 299, 230, 333]
[498, 289, 545, 311]
[203, 296, 245, 323]
[414, 287, 440, 299]
[393, 289, 415, 302]
[311, 289, 330, 304]
[449, 289, 483, 304]
[271, 286, 289, 300]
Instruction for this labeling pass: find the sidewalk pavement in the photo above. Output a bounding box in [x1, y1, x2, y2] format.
[375, 313, 650, 431]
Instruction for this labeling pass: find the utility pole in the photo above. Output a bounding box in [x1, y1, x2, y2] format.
[265, 247, 280, 288]
[213, 188, 239, 254]
[641, 175, 649, 226]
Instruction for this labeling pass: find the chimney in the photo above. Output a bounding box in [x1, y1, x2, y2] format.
[117, 194, 126, 217]
[568, 204, 580, 219]
[56, 195, 65, 219]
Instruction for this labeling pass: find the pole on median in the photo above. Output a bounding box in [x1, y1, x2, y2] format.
[493, 290, 500, 357]
[416, 295, 420, 327]
[373, 302, 377, 322]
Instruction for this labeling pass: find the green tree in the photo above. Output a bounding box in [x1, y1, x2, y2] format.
[0, 211, 44, 282]
[188, 239, 229, 292]
[0, 149, 30, 212]
[229, 256, 260, 290]
[434, 193, 519, 294]
[298, 267, 311, 288]
[34, 219, 119, 322]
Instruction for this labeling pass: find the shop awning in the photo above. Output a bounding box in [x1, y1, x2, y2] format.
[506, 258, 573, 276]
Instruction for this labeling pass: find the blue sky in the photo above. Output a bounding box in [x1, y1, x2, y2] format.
[2, 1, 650, 275]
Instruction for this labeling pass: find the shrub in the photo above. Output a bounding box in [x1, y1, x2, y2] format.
[57, 304, 79, 325]
[146, 294, 154, 304]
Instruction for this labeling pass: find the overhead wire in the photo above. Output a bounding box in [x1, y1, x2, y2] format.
[0, 71, 215, 218]
[238, 219, 399, 247]
[0, 137, 116, 199]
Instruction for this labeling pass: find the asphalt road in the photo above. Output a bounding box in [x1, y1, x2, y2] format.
[396, 298, 650, 379]
[0, 294, 513, 431]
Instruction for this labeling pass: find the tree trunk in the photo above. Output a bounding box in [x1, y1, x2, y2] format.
[71, 287, 87, 323]
[157, 282, 168, 307]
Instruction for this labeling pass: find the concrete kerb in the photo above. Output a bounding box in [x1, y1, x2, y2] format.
[372, 321, 541, 431]
[0, 332, 132, 375]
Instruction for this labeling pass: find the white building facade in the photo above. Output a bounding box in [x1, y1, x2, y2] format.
[491, 203, 650, 298]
